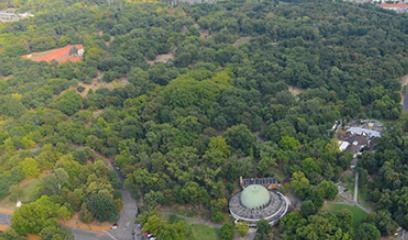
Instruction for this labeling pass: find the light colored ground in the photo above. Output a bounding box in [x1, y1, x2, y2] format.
[233, 37, 251, 47]
[26, 235, 40, 240]
[401, 74, 408, 86]
[146, 52, 175, 65]
[93, 109, 104, 118]
[60, 213, 112, 232]
[0, 174, 47, 211]
[72, 72, 129, 97]
[0, 224, 8, 232]
[400, 74, 408, 104]
[200, 30, 209, 40]
[288, 86, 303, 96]
[0, 208, 13, 215]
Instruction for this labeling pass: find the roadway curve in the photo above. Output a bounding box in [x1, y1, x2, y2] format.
[0, 148, 140, 240]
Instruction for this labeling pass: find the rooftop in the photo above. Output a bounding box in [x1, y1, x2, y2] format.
[379, 3, 408, 8]
[240, 185, 271, 209]
[22, 44, 85, 64]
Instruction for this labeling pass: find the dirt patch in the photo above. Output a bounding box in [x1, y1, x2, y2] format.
[401, 74, 408, 86]
[93, 109, 104, 118]
[26, 235, 40, 240]
[71, 72, 129, 97]
[200, 30, 210, 40]
[288, 86, 303, 96]
[233, 36, 251, 47]
[0, 208, 14, 215]
[0, 224, 9, 232]
[400, 74, 408, 105]
[21, 44, 84, 64]
[147, 52, 175, 65]
[61, 213, 112, 232]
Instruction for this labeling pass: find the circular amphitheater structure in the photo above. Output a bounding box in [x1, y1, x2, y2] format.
[229, 184, 289, 227]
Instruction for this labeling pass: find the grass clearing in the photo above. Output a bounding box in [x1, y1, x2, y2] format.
[0, 178, 42, 209]
[190, 224, 219, 240]
[325, 203, 368, 227]
[159, 209, 221, 240]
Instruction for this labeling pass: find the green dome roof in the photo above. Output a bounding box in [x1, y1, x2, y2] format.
[240, 184, 271, 209]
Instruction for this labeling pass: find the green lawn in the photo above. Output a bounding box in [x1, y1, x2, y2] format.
[325, 203, 368, 227]
[190, 224, 219, 240]
[0, 178, 41, 208]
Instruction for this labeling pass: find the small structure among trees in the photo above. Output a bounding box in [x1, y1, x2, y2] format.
[21, 44, 85, 64]
[336, 120, 384, 168]
[0, 11, 33, 22]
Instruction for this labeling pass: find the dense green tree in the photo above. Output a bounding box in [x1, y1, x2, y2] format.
[52, 91, 83, 116]
[219, 224, 234, 240]
[300, 200, 317, 216]
[355, 223, 381, 240]
[255, 220, 272, 240]
[85, 192, 118, 222]
[11, 196, 64, 235]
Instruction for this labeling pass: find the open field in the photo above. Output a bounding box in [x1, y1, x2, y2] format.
[324, 203, 368, 227]
[191, 224, 219, 240]
[159, 208, 221, 240]
[288, 86, 303, 96]
[0, 177, 42, 209]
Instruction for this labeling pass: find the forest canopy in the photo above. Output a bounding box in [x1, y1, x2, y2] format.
[0, 0, 407, 239]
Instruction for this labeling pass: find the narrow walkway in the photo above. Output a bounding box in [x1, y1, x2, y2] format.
[353, 172, 359, 203]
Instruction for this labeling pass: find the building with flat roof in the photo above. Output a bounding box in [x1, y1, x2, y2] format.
[378, 3, 408, 12]
[0, 11, 33, 22]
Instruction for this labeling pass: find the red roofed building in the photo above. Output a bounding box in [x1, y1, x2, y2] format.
[22, 44, 85, 63]
[379, 3, 408, 13]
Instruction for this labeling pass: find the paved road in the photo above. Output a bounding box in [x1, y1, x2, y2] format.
[90, 148, 139, 240]
[397, 228, 408, 240]
[0, 214, 10, 225]
[0, 148, 140, 240]
[353, 172, 359, 202]
[109, 189, 139, 240]
[403, 89, 408, 111]
[72, 229, 114, 240]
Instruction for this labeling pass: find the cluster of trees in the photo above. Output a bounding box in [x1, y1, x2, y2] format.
[359, 117, 408, 232]
[139, 212, 250, 240]
[0, 0, 406, 238]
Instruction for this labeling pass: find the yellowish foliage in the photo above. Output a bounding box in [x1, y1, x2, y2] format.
[11, 93, 22, 101]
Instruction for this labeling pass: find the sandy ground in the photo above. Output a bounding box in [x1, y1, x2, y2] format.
[200, 30, 209, 40]
[0, 208, 14, 215]
[69, 71, 129, 98]
[288, 86, 303, 96]
[146, 52, 175, 65]
[26, 235, 40, 240]
[233, 37, 251, 47]
[400, 74, 408, 105]
[0, 224, 9, 231]
[60, 214, 112, 232]
[401, 74, 408, 86]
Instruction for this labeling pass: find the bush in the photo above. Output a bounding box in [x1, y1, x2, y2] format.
[219, 224, 234, 240]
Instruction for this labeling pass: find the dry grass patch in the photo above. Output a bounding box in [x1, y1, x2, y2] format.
[71, 72, 129, 97]
[288, 86, 303, 96]
[147, 52, 175, 65]
[400, 74, 408, 104]
[0, 224, 9, 232]
[233, 36, 251, 47]
[61, 213, 112, 232]
[401, 74, 408, 86]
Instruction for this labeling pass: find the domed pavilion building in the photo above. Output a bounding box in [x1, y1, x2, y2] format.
[229, 178, 289, 227]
